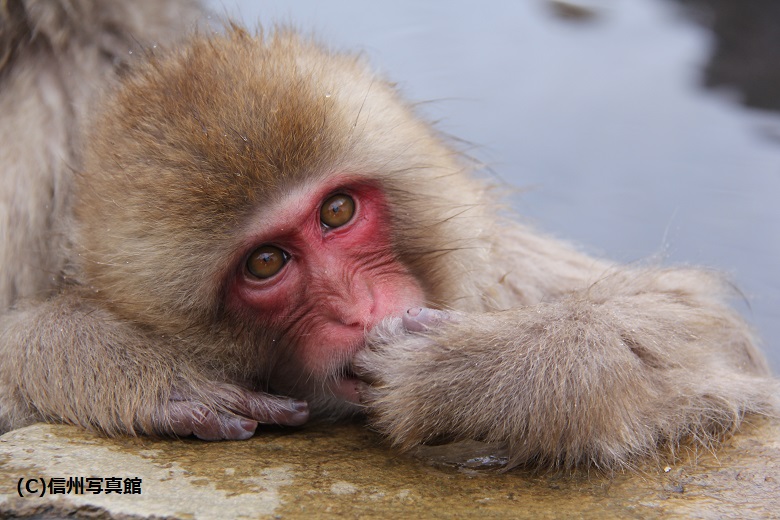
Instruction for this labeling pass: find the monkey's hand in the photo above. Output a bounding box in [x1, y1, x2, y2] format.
[161, 383, 309, 441]
[355, 269, 778, 469]
[0, 292, 308, 440]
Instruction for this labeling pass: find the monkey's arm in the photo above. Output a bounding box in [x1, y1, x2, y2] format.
[0, 292, 308, 438]
[356, 267, 777, 469]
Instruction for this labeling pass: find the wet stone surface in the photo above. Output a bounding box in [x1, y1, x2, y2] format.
[0, 418, 778, 519]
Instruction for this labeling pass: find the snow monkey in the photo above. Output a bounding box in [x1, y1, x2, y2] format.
[0, 2, 776, 470]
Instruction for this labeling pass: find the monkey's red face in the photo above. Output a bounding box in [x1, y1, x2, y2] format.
[229, 178, 424, 404]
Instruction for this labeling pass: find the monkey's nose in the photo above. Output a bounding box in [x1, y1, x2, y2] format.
[326, 280, 376, 328]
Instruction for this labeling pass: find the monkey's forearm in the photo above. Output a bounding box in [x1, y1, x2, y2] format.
[357, 268, 777, 469]
[0, 293, 167, 434]
[0, 293, 308, 438]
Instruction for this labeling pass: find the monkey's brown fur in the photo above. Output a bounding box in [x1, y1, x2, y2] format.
[0, 10, 776, 470]
[0, 0, 203, 312]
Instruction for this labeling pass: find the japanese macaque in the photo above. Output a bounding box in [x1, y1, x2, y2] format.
[0, 5, 777, 471]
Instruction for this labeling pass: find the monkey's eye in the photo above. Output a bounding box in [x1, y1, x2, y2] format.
[320, 194, 355, 228]
[246, 245, 288, 279]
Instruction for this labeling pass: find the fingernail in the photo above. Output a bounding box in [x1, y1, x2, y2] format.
[288, 410, 309, 426]
[407, 307, 422, 317]
[240, 419, 257, 433]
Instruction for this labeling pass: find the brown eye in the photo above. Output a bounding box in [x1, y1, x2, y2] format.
[246, 245, 288, 279]
[320, 194, 355, 228]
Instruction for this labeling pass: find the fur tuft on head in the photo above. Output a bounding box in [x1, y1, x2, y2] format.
[78, 25, 493, 328]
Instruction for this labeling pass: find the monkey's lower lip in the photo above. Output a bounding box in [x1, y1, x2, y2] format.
[333, 376, 363, 403]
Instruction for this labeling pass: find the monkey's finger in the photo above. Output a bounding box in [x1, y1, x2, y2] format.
[231, 392, 310, 427]
[402, 307, 453, 332]
[167, 401, 257, 441]
[166, 393, 308, 440]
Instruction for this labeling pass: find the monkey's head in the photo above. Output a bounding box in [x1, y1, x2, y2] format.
[76, 27, 491, 415]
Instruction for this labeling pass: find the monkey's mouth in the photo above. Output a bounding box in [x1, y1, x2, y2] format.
[332, 368, 364, 404]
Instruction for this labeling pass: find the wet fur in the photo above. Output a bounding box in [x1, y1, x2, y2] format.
[0, 8, 776, 470]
